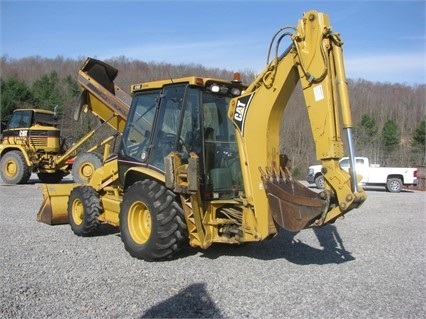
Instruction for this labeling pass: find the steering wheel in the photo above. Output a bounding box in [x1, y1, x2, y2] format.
[161, 133, 186, 151]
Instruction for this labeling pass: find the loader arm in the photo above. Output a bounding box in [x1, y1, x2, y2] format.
[229, 10, 366, 232]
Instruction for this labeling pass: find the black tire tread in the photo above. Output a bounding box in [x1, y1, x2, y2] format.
[0, 150, 31, 184]
[68, 186, 102, 236]
[120, 179, 188, 261]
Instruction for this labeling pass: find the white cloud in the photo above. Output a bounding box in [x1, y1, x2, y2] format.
[97, 34, 287, 73]
[99, 38, 267, 70]
[344, 53, 426, 85]
[99, 40, 425, 85]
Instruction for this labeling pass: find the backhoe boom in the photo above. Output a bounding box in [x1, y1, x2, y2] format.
[229, 10, 366, 232]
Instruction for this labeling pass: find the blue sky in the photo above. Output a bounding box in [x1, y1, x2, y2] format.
[1, 0, 425, 85]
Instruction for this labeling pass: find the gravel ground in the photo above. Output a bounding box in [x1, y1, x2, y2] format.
[0, 175, 425, 319]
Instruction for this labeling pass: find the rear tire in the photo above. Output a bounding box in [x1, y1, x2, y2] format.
[0, 150, 31, 184]
[68, 186, 102, 236]
[119, 179, 188, 261]
[72, 152, 103, 184]
[386, 178, 402, 193]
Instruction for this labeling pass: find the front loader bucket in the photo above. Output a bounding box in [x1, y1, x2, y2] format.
[260, 168, 326, 232]
[37, 184, 78, 225]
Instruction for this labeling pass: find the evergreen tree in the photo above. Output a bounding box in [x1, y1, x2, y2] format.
[63, 75, 81, 98]
[0, 77, 32, 122]
[31, 71, 64, 110]
[355, 113, 379, 161]
[410, 119, 426, 164]
[381, 119, 401, 163]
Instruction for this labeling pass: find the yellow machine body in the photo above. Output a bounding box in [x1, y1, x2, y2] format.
[37, 10, 366, 261]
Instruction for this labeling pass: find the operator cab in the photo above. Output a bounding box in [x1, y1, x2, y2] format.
[5, 109, 58, 130]
[119, 76, 247, 200]
[1, 109, 60, 153]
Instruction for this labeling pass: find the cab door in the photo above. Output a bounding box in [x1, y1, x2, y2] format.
[148, 85, 189, 171]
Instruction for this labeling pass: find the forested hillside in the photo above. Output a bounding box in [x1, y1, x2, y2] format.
[1, 56, 425, 177]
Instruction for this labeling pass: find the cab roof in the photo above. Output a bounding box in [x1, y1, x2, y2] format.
[130, 76, 247, 93]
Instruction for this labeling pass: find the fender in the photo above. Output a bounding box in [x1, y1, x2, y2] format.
[0, 144, 33, 167]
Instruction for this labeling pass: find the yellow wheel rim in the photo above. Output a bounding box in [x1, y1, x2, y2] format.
[71, 198, 84, 226]
[128, 201, 152, 244]
[5, 160, 17, 177]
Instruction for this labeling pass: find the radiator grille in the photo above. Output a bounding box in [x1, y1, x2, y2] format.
[29, 137, 47, 147]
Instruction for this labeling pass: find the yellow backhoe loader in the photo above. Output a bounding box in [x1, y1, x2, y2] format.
[37, 10, 366, 261]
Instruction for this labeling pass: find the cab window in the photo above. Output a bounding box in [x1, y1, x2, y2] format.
[121, 90, 159, 162]
[148, 85, 187, 170]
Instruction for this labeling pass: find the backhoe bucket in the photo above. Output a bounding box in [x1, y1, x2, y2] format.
[260, 168, 326, 232]
[37, 184, 78, 225]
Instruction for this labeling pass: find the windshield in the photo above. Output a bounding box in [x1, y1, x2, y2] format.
[7, 110, 33, 129]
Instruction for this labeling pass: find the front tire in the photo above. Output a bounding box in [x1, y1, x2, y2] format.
[119, 180, 188, 261]
[0, 150, 31, 184]
[315, 175, 324, 189]
[68, 186, 102, 236]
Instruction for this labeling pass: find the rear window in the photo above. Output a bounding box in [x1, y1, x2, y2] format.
[34, 112, 58, 126]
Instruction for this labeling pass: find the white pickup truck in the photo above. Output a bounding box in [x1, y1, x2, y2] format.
[306, 157, 418, 193]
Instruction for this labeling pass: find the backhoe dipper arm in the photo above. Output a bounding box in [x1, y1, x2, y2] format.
[229, 10, 366, 233]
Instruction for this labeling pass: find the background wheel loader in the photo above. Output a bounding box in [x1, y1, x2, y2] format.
[37, 10, 366, 261]
[0, 58, 131, 185]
